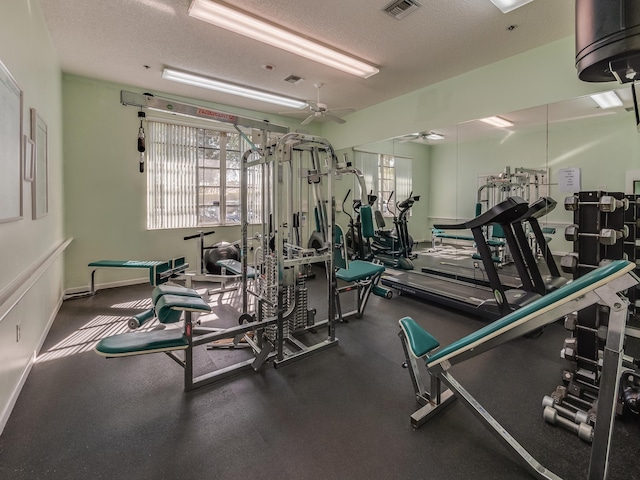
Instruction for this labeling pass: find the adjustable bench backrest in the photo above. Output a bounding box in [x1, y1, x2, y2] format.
[426, 260, 636, 368]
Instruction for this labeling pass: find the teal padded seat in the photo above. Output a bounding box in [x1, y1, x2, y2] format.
[336, 260, 385, 283]
[152, 285, 200, 306]
[399, 317, 440, 358]
[95, 329, 188, 357]
[155, 294, 211, 324]
[423, 260, 634, 367]
[216, 259, 257, 279]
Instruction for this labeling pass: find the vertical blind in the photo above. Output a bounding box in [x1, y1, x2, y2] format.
[147, 121, 198, 229]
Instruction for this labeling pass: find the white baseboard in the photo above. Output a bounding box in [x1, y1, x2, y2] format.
[64, 277, 148, 297]
[0, 294, 64, 435]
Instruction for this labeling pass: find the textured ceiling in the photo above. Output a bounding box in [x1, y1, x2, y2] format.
[39, 0, 575, 123]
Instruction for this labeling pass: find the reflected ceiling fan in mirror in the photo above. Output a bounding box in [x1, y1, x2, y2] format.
[398, 131, 445, 143]
[281, 83, 355, 125]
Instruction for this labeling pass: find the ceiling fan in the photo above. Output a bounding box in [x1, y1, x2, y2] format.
[281, 83, 354, 125]
[398, 131, 445, 143]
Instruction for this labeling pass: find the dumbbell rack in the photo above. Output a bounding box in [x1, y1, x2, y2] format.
[549, 191, 630, 441]
[624, 194, 640, 316]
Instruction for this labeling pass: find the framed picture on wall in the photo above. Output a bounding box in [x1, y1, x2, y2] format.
[0, 59, 23, 222]
[23, 134, 35, 182]
[31, 108, 48, 219]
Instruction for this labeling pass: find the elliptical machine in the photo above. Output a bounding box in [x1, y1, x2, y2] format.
[371, 191, 420, 270]
[343, 188, 377, 262]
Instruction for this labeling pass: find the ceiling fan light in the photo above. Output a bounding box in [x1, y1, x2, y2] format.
[162, 68, 308, 109]
[188, 0, 379, 78]
[425, 132, 444, 140]
[489, 0, 533, 13]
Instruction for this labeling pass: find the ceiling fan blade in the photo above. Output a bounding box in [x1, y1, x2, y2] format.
[301, 114, 316, 125]
[324, 113, 346, 124]
[327, 107, 355, 114]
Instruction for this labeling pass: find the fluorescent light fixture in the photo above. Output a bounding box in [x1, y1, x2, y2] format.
[162, 68, 308, 109]
[489, 0, 533, 13]
[479, 116, 514, 128]
[590, 91, 623, 109]
[426, 132, 444, 140]
[188, 0, 379, 78]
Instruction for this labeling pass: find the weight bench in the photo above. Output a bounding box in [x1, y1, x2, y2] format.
[83, 257, 189, 296]
[334, 225, 392, 322]
[95, 288, 211, 388]
[96, 284, 276, 390]
[398, 259, 638, 480]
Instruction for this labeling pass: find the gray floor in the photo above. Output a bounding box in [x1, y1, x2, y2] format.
[1, 257, 639, 480]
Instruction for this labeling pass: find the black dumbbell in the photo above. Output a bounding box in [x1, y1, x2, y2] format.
[564, 195, 629, 212]
[564, 224, 628, 245]
[559, 254, 615, 274]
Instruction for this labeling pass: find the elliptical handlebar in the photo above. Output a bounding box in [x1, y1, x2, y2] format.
[342, 189, 354, 222]
[385, 191, 396, 215]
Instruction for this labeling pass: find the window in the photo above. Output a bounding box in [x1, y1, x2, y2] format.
[378, 154, 396, 216]
[353, 148, 412, 219]
[146, 120, 260, 230]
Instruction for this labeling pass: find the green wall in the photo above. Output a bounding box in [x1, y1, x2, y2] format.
[62, 75, 320, 291]
[0, 0, 64, 431]
[428, 103, 640, 253]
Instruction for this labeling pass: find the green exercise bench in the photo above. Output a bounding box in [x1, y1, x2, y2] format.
[334, 224, 392, 322]
[96, 285, 215, 391]
[96, 284, 276, 390]
[85, 257, 189, 296]
[398, 260, 638, 480]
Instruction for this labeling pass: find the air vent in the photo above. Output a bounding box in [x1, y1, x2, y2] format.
[383, 0, 422, 20]
[284, 74, 304, 85]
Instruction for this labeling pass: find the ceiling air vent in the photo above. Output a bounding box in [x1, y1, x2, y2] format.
[284, 74, 304, 85]
[383, 0, 422, 20]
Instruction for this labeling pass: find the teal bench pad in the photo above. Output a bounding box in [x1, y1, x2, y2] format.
[95, 329, 188, 357]
[399, 317, 440, 357]
[401, 260, 635, 366]
[89, 260, 165, 268]
[216, 259, 257, 279]
[155, 294, 211, 324]
[336, 260, 385, 283]
[152, 285, 200, 305]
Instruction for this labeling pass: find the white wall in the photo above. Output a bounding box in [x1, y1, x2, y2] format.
[0, 0, 65, 432]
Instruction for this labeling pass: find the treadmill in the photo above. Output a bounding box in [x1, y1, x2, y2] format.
[381, 197, 541, 319]
[420, 197, 559, 290]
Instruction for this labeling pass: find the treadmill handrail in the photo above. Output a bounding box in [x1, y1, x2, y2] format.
[433, 196, 528, 230]
[516, 196, 557, 222]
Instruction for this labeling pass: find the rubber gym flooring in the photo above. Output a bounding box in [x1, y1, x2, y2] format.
[0, 249, 639, 480]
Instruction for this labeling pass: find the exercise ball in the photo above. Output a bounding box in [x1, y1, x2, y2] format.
[576, 0, 640, 82]
[204, 241, 240, 274]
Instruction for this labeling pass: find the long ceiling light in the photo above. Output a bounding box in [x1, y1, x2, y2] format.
[162, 68, 308, 109]
[479, 116, 514, 128]
[590, 91, 623, 109]
[188, 0, 380, 79]
[489, 0, 533, 13]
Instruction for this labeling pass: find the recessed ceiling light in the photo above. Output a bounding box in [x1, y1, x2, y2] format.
[479, 116, 514, 128]
[590, 91, 623, 109]
[489, 0, 533, 14]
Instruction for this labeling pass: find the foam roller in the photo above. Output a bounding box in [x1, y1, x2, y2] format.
[128, 308, 155, 329]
